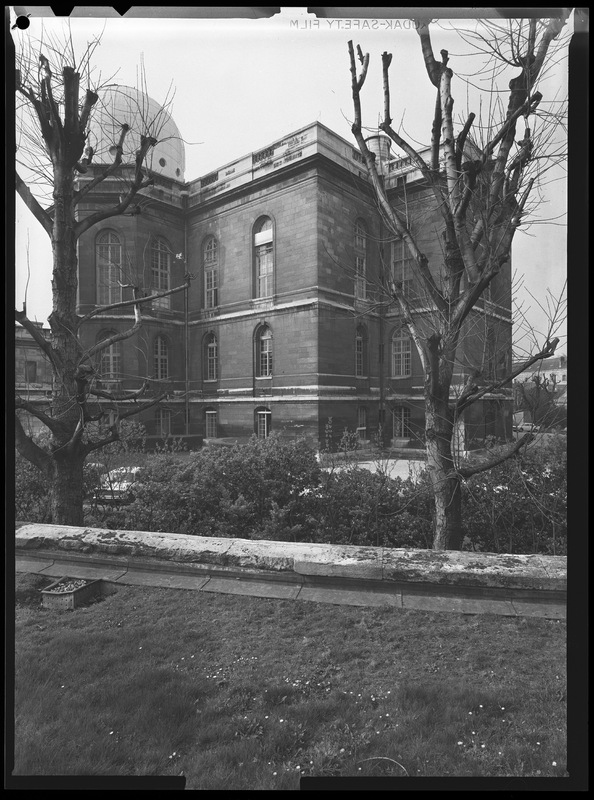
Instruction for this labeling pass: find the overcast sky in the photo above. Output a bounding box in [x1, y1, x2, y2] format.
[12, 7, 570, 354]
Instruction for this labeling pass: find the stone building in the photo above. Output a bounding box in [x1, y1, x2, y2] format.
[60, 85, 513, 448]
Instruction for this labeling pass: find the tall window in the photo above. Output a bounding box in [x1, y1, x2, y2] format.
[391, 239, 415, 299]
[154, 335, 169, 381]
[254, 217, 274, 298]
[96, 231, 122, 305]
[97, 331, 122, 387]
[156, 407, 172, 437]
[204, 333, 218, 381]
[393, 406, 411, 438]
[205, 409, 218, 438]
[354, 219, 367, 300]
[256, 408, 271, 438]
[355, 326, 366, 377]
[357, 407, 367, 439]
[203, 236, 219, 309]
[151, 237, 171, 310]
[25, 361, 37, 383]
[391, 329, 412, 377]
[256, 325, 273, 377]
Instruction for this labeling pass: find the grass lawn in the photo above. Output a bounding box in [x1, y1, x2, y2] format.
[12, 572, 567, 788]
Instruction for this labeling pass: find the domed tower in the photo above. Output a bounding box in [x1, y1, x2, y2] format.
[76, 85, 190, 442]
[87, 84, 185, 181]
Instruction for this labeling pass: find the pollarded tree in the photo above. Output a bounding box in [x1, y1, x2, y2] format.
[14, 27, 193, 525]
[348, 12, 571, 549]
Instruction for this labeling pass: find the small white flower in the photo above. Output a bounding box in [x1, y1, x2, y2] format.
[552, 762, 557, 767]
[457, 741, 463, 746]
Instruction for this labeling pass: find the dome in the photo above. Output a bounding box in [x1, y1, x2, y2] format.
[87, 85, 185, 181]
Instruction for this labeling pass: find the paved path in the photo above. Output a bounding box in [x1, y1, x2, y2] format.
[16, 548, 566, 619]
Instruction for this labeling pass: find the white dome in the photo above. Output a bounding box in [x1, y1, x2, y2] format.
[87, 85, 185, 181]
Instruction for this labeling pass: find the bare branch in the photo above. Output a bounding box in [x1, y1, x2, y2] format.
[457, 434, 535, 479]
[15, 396, 64, 436]
[456, 337, 559, 414]
[14, 309, 63, 372]
[76, 273, 192, 330]
[15, 171, 53, 236]
[14, 414, 53, 474]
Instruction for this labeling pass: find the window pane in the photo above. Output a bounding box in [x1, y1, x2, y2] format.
[152, 238, 171, 309]
[205, 411, 217, 438]
[256, 243, 273, 297]
[392, 333, 411, 377]
[206, 337, 218, 380]
[257, 411, 271, 438]
[393, 407, 410, 438]
[97, 232, 122, 305]
[154, 337, 169, 380]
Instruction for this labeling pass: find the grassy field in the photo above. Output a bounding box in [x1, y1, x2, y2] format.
[12, 572, 567, 788]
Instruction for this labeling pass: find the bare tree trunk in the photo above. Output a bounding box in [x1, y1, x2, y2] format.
[48, 452, 86, 526]
[425, 385, 463, 550]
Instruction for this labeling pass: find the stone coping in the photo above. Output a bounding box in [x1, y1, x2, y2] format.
[15, 524, 566, 593]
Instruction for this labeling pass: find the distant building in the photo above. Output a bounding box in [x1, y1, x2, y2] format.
[20, 85, 514, 450]
[513, 354, 567, 425]
[15, 322, 53, 436]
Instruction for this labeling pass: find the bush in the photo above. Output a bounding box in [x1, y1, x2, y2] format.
[118, 435, 323, 540]
[462, 433, 567, 555]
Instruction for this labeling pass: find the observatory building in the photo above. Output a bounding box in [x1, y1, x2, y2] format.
[72, 85, 512, 448]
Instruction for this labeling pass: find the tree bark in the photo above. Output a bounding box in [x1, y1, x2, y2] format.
[425, 388, 463, 550]
[48, 450, 86, 526]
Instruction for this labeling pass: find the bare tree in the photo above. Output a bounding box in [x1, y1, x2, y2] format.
[14, 26, 193, 525]
[348, 12, 571, 549]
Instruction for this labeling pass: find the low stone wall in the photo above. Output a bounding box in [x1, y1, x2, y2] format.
[15, 524, 566, 593]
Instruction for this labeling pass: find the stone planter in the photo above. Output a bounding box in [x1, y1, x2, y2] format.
[41, 577, 103, 610]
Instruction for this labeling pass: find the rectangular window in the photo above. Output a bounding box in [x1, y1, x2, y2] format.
[392, 336, 412, 377]
[205, 411, 217, 438]
[99, 344, 121, 387]
[256, 243, 273, 297]
[205, 268, 218, 309]
[25, 360, 37, 383]
[260, 337, 272, 377]
[207, 341, 218, 381]
[355, 337, 364, 377]
[393, 406, 411, 439]
[152, 252, 170, 310]
[355, 256, 367, 300]
[257, 410, 271, 438]
[156, 408, 172, 437]
[357, 407, 367, 439]
[391, 240, 415, 299]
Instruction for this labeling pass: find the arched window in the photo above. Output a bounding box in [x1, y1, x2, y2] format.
[153, 335, 169, 380]
[255, 407, 271, 438]
[205, 408, 218, 438]
[254, 217, 274, 298]
[96, 330, 122, 388]
[203, 236, 219, 309]
[355, 325, 367, 377]
[151, 237, 171, 310]
[256, 325, 273, 377]
[204, 332, 218, 381]
[391, 329, 412, 377]
[96, 231, 122, 305]
[354, 219, 367, 300]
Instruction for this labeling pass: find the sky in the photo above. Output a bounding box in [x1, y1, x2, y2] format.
[12, 7, 571, 354]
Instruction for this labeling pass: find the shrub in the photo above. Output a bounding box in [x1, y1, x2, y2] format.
[462, 433, 567, 555]
[119, 435, 323, 540]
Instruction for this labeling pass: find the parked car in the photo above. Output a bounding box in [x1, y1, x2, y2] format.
[94, 466, 143, 505]
[513, 422, 541, 433]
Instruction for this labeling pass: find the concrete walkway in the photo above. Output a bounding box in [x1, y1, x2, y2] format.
[15, 524, 566, 620]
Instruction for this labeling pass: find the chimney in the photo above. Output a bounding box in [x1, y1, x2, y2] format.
[364, 135, 391, 176]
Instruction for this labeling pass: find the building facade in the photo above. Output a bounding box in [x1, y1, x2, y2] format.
[62, 86, 513, 449]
